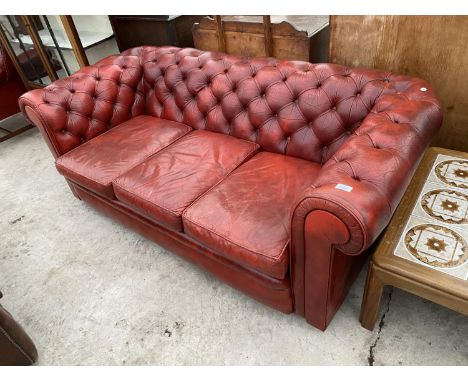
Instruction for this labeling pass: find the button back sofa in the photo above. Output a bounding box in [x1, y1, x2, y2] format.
[19, 46, 442, 330]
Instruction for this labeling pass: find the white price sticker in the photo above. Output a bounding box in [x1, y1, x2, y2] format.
[335, 184, 353, 192]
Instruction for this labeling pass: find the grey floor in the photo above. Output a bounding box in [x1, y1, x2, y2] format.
[1, 126, 467, 365]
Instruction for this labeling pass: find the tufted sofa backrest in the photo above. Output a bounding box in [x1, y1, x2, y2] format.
[121, 46, 437, 163]
[20, 46, 439, 163]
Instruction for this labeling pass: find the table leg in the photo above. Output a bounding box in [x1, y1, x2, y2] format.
[360, 261, 385, 331]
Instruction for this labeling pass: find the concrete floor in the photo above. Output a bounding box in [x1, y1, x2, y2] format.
[1, 127, 467, 365]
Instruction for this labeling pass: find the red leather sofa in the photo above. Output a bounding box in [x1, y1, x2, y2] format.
[19, 46, 442, 330]
[0, 42, 26, 120]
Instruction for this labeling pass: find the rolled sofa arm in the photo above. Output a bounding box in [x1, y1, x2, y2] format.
[18, 54, 145, 158]
[290, 74, 443, 328]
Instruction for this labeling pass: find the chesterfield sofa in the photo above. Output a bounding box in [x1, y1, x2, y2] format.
[19, 46, 442, 330]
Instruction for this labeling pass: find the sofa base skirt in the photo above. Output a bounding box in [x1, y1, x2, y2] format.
[74, 184, 294, 314]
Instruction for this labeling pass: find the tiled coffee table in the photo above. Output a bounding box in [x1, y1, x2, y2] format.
[360, 147, 468, 330]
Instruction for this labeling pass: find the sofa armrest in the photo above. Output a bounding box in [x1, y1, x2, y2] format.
[292, 75, 443, 257]
[290, 75, 442, 328]
[19, 54, 145, 158]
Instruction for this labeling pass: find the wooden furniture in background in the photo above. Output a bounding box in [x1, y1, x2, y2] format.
[193, 16, 329, 62]
[17, 15, 58, 82]
[262, 16, 273, 57]
[0, 15, 91, 141]
[0, 15, 96, 87]
[109, 15, 204, 52]
[360, 147, 468, 330]
[329, 16, 468, 152]
[59, 15, 89, 68]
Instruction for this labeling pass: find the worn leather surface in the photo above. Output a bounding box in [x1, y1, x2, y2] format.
[20, 46, 443, 330]
[0, 293, 38, 366]
[56, 115, 191, 198]
[76, 185, 293, 313]
[114, 130, 259, 230]
[184, 152, 321, 279]
[0, 43, 26, 120]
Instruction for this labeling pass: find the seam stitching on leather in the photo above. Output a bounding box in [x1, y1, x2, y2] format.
[301, 194, 368, 254]
[113, 182, 182, 220]
[183, 215, 288, 271]
[19, 99, 62, 157]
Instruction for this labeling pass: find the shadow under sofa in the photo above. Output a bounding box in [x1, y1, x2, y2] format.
[19, 46, 442, 330]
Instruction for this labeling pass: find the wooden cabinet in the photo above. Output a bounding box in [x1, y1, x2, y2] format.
[193, 16, 329, 62]
[109, 15, 204, 52]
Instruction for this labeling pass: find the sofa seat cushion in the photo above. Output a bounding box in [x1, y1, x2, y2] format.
[113, 130, 259, 231]
[183, 152, 321, 279]
[55, 115, 191, 198]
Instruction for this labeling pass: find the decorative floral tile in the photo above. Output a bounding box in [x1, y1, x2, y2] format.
[412, 182, 468, 230]
[426, 154, 468, 187]
[434, 159, 468, 189]
[393, 154, 468, 280]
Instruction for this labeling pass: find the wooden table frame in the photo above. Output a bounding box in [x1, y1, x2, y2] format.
[360, 147, 468, 330]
